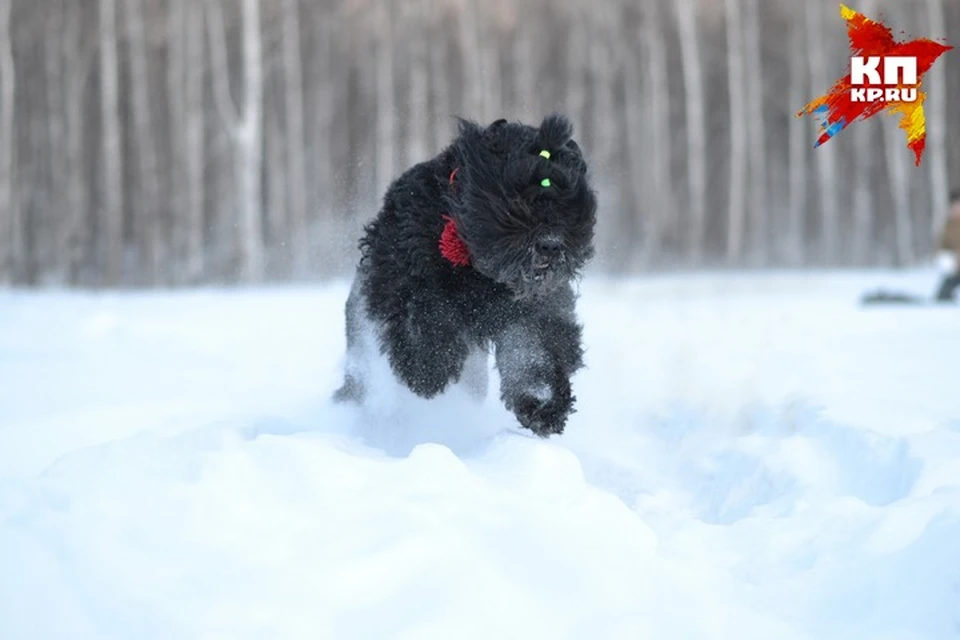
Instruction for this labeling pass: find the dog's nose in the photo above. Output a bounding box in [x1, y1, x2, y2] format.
[536, 235, 563, 257]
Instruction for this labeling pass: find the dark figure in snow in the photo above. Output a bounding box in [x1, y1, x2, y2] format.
[334, 114, 598, 437]
[935, 190, 960, 302]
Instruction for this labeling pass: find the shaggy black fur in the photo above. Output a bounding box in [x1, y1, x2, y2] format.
[334, 114, 598, 437]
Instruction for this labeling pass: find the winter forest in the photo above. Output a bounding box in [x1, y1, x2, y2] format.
[0, 0, 957, 287]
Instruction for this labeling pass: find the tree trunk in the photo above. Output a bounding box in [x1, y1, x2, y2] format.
[63, 5, 92, 284]
[925, 0, 949, 249]
[238, 0, 265, 282]
[266, 106, 287, 277]
[479, 11, 501, 123]
[590, 4, 627, 264]
[458, 0, 484, 120]
[674, 0, 707, 266]
[43, 3, 66, 283]
[0, 0, 14, 284]
[725, 0, 747, 263]
[310, 5, 334, 233]
[406, 0, 429, 165]
[590, 6, 615, 175]
[643, 0, 671, 265]
[375, 1, 395, 194]
[99, 0, 124, 285]
[282, 0, 308, 276]
[167, 0, 186, 283]
[806, 0, 839, 263]
[511, 5, 537, 122]
[850, 0, 876, 266]
[565, 7, 587, 137]
[884, 120, 914, 265]
[205, 0, 237, 280]
[622, 40, 646, 269]
[428, 0, 452, 148]
[787, 6, 807, 266]
[743, 0, 768, 264]
[125, 0, 164, 285]
[184, 0, 205, 283]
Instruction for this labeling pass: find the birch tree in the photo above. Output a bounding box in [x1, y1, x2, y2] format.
[510, 1, 539, 123]
[375, 0, 395, 193]
[206, 0, 265, 282]
[876, 2, 913, 266]
[743, 0, 768, 263]
[99, 0, 124, 285]
[238, 0, 265, 282]
[478, 3, 502, 123]
[622, 30, 645, 267]
[43, 2, 66, 282]
[674, 0, 707, 264]
[725, 0, 747, 262]
[125, 0, 164, 284]
[806, 0, 839, 262]
[309, 4, 335, 232]
[925, 0, 949, 245]
[405, 0, 429, 166]
[167, 0, 206, 284]
[282, 0, 308, 275]
[184, 0, 206, 282]
[265, 107, 287, 274]
[0, 0, 13, 284]
[428, 0, 453, 148]
[458, 0, 484, 120]
[884, 126, 914, 265]
[565, 4, 588, 138]
[850, 0, 877, 265]
[167, 0, 186, 282]
[643, 0, 671, 265]
[786, 6, 807, 266]
[64, 6, 97, 283]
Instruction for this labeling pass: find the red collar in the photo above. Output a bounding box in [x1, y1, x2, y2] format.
[439, 168, 471, 267]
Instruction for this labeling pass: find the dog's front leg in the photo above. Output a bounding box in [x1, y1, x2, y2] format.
[494, 314, 583, 436]
[381, 294, 470, 399]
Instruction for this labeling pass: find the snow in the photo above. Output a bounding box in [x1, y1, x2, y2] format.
[1, 269, 959, 639]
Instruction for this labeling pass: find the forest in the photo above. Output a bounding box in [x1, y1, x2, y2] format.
[0, 0, 957, 287]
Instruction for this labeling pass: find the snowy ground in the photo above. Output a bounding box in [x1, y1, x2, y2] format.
[1, 269, 958, 640]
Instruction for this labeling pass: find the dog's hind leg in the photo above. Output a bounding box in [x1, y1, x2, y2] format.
[334, 277, 371, 403]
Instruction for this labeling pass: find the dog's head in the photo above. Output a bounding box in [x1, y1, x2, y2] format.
[446, 114, 597, 300]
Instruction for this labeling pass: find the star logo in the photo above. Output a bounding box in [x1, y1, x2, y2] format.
[797, 4, 952, 166]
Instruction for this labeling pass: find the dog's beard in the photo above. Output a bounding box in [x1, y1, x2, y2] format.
[472, 241, 579, 300]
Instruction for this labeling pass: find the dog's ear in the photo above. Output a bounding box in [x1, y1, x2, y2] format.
[455, 116, 483, 139]
[480, 118, 511, 153]
[535, 113, 574, 151]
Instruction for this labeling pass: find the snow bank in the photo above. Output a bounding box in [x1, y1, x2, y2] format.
[1, 270, 958, 639]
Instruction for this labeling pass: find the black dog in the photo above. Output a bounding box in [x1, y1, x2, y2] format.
[334, 114, 597, 436]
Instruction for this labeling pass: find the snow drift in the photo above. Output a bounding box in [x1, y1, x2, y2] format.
[1, 270, 958, 639]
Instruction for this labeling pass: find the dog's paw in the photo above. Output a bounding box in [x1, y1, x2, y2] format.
[505, 371, 575, 437]
[333, 374, 365, 404]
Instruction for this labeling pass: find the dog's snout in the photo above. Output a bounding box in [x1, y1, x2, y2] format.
[536, 235, 563, 256]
